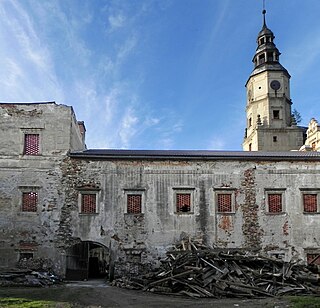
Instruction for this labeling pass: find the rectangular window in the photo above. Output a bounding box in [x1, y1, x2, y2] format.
[217, 194, 232, 213]
[176, 193, 191, 213]
[268, 194, 282, 213]
[24, 134, 40, 155]
[127, 194, 142, 214]
[273, 110, 280, 119]
[303, 194, 317, 213]
[80, 193, 97, 214]
[307, 253, 320, 265]
[22, 192, 38, 212]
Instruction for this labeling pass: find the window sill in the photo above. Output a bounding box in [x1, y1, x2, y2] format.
[124, 213, 144, 216]
[217, 212, 235, 215]
[79, 212, 99, 215]
[265, 212, 286, 215]
[175, 212, 194, 215]
[303, 212, 320, 215]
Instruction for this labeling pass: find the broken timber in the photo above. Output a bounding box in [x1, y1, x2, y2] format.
[113, 238, 320, 298]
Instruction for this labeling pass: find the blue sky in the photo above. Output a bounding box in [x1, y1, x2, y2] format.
[1, 0, 320, 150]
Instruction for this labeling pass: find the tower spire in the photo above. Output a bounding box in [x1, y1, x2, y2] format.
[262, 0, 267, 27]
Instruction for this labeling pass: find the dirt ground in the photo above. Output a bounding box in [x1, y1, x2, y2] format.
[0, 279, 296, 308]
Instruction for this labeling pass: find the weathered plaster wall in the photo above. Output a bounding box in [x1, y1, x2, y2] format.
[59, 157, 320, 277]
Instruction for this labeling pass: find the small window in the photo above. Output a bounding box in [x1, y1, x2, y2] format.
[22, 192, 38, 212]
[80, 193, 97, 214]
[273, 110, 280, 119]
[307, 253, 320, 265]
[266, 192, 284, 213]
[24, 134, 40, 155]
[273, 136, 277, 142]
[260, 38, 265, 45]
[217, 193, 233, 213]
[248, 117, 252, 127]
[312, 142, 316, 151]
[249, 143, 252, 151]
[127, 194, 142, 214]
[176, 193, 191, 213]
[303, 194, 318, 213]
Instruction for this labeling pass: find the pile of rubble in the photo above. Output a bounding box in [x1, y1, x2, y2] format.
[113, 239, 320, 298]
[0, 269, 60, 287]
[0, 258, 60, 287]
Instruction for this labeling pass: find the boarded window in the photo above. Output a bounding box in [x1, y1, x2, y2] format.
[81, 194, 96, 214]
[22, 192, 38, 212]
[217, 194, 232, 213]
[176, 193, 191, 213]
[24, 134, 40, 155]
[303, 194, 317, 213]
[307, 254, 320, 265]
[127, 194, 142, 214]
[268, 194, 282, 213]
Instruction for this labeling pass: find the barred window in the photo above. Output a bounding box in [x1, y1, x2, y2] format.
[217, 194, 232, 213]
[81, 194, 97, 214]
[127, 194, 142, 214]
[303, 194, 317, 213]
[268, 194, 282, 213]
[176, 193, 191, 213]
[24, 134, 40, 155]
[22, 192, 38, 212]
[307, 253, 320, 265]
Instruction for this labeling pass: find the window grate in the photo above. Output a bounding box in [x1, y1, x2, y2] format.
[307, 253, 320, 265]
[303, 194, 317, 213]
[127, 194, 142, 214]
[81, 194, 96, 213]
[24, 134, 40, 155]
[176, 193, 191, 212]
[268, 194, 282, 213]
[217, 194, 232, 212]
[22, 192, 38, 212]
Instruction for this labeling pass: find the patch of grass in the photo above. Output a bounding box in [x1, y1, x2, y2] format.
[288, 296, 320, 308]
[0, 297, 72, 308]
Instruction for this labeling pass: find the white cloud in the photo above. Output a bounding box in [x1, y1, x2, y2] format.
[108, 14, 126, 30]
[119, 107, 139, 148]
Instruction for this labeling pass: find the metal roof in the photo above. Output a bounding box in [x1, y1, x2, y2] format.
[69, 149, 320, 161]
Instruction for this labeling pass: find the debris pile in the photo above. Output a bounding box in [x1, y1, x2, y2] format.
[113, 239, 320, 298]
[0, 269, 61, 287]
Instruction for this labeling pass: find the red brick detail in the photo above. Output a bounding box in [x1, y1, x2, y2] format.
[217, 194, 232, 212]
[24, 134, 40, 155]
[81, 194, 96, 213]
[307, 254, 320, 265]
[22, 192, 38, 212]
[268, 194, 282, 213]
[303, 194, 317, 213]
[127, 194, 142, 214]
[176, 193, 191, 212]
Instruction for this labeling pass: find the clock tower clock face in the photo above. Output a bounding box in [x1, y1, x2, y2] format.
[270, 80, 281, 91]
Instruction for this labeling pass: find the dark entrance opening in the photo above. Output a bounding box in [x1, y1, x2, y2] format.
[66, 241, 109, 280]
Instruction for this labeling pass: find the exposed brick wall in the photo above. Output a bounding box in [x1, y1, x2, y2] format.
[241, 168, 262, 249]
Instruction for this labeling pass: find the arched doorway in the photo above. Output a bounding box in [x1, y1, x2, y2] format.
[65, 241, 109, 280]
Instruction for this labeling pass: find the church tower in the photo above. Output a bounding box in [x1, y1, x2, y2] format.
[243, 10, 306, 151]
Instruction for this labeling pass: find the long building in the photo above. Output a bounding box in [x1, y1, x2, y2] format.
[0, 11, 319, 280]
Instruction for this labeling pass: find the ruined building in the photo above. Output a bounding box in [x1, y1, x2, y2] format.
[0, 12, 320, 280]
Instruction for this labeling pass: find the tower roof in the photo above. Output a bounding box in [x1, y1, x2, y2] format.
[248, 9, 289, 79]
